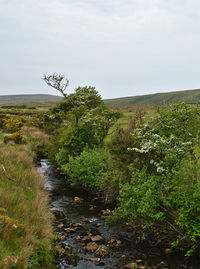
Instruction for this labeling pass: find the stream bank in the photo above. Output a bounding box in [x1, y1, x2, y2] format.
[38, 159, 200, 269]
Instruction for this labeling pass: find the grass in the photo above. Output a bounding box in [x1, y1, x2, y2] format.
[0, 135, 55, 268]
[104, 104, 157, 143]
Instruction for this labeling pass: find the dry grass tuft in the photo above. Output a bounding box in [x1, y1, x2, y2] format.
[22, 126, 49, 144]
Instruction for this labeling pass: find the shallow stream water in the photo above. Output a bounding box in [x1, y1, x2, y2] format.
[38, 159, 200, 269]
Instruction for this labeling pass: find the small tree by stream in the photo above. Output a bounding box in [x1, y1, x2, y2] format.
[42, 73, 120, 167]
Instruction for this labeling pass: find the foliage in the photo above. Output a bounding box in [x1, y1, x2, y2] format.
[42, 111, 63, 134]
[107, 104, 200, 254]
[62, 147, 108, 190]
[42, 86, 104, 132]
[55, 106, 119, 167]
[3, 118, 23, 132]
[107, 115, 142, 180]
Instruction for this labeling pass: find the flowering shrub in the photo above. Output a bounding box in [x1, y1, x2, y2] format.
[107, 104, 200, 255]
[3, 118, 23, 132]
[4, 131, 23, 144]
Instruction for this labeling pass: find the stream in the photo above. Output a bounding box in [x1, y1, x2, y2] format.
[38, 159, 200, 269]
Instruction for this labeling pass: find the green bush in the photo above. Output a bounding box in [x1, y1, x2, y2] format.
[61, 147, 108, 191]
[55, 107, 119, 168]
[107, 153, 200, 255]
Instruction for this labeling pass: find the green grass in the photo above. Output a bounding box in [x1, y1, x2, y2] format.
[104, 104, 157, 143]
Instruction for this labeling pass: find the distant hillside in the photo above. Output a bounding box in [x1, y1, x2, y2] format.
[104, 89, 200, 105]
[1, 89, 200, 105]
[0, 94, 63, 104]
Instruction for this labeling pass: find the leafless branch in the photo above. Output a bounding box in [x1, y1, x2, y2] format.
[1, 165, 16, 182]
[42, 73, 69, 99]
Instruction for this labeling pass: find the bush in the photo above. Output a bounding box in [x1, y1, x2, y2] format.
[4, 131, 23, 144]
[3, 118, 23, 132]
[61, 147, 108, 191]
[107, 152, 200, 255]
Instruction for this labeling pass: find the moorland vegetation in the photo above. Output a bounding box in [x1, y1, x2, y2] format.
[1, 73, 200, 268]
[42, 74, 200, 257]
[0, 106, 55, 268]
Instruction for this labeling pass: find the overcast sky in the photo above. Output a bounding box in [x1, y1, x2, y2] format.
[0, 0, 200, 99]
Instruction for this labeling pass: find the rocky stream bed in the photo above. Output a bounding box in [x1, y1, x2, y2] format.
[38, 159, 200, 269]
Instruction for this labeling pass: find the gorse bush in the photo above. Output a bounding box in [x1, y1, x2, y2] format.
[3, 118, 23, 132]
[4, 131, 23, 144]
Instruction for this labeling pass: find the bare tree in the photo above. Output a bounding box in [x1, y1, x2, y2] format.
[42, 73, 69, 99]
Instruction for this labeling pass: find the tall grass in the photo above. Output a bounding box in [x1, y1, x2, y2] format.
[0, 141, 55, 268]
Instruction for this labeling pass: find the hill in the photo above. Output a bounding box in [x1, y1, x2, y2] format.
[1, 88, 200, 105]
[0, 94, 63, 104]
[104, 89, 200, 105]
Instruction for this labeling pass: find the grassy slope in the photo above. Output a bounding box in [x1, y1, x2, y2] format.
[104, 89, 200, 105]
[0, 134, 55, 268]
[0, 94, 63, 104]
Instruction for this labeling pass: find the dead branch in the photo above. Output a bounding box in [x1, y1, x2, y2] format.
[1, 165, 16, 182]
[42, 73, 69, 99]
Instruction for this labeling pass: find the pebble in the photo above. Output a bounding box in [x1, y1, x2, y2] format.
[123, 262, 139, 269]
[86, 257, 101, 263]
[74, 197, 84, 203]
[64, 228, 76, 233]
[85, 242, 99, 252]
[95, 246, 108, 257]
[57, 223, 64, 228]
[91, 235, 104, 242]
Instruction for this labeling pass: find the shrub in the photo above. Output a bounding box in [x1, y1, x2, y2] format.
[4, 131, 23, 144]
[107, 152, 200, 255]
[106, 168, 164, 227]
[3, 118, 23, 132]
[61, 147, 108, 191]
[107, 104, 200, 255]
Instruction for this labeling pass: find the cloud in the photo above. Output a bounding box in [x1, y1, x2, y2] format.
[0, 0, 200, 98]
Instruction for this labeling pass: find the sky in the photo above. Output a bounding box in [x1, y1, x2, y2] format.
[0, 0, 200, 99]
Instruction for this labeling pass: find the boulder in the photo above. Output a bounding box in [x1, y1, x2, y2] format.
[51, 209, 65, 219]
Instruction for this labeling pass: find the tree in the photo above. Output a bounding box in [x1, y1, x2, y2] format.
[43, 73, 103, 127]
